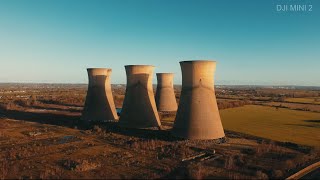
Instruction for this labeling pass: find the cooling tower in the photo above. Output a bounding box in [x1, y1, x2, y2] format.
[172, 60, 225, 140]
[118, 65, 161, 128]
[155, 73, 178, 112]
[81, 68, 118, 122]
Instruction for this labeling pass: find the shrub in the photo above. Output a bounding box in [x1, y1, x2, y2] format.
[92, 125, 102, 133]
[271, 169, 283, 179]
[241, 148, 256, 155]
[187, 165, 204, 180]
[256, 170, 269, 179]
[224, 155, 236, 170]
[285, 160, 295, 170]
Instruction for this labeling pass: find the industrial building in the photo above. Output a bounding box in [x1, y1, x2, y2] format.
[172, 60, 225, 139]
[155, 73, 178, 112]
[118, 65, 161, 128]
[81, 68, 118, 122]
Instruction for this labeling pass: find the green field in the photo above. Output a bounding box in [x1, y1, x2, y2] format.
[285, 97, 320, 104]
[220, 105, 320, 147]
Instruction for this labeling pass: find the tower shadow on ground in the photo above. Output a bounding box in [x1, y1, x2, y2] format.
[0, 107, 80, 128]
[93, 121, 182, 142]
[0, 106, 181, 141]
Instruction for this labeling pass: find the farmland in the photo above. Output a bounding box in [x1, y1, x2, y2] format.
[0, 83, 320, 179]
[285, 97, 320, 105]
[220, 105, 320, 147]
[161, 105, 320, 147]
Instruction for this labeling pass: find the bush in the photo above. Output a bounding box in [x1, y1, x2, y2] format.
[187, 165, 204, 180]
[277, 142, 312, 154]
[224, 155, 236, 170]
[92, 125, 102, 133]
[256, 170, 269, 179]
[241, 148, 256, 155]
[285, 160, 295, 170]
[271, 169, 283, 179]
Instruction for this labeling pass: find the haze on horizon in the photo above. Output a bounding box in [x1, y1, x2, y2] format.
[0, 0, 319, 86]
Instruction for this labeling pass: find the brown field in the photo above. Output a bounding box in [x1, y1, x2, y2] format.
[0, 84, 320, 179]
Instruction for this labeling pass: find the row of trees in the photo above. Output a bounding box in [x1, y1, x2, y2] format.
[217, 100, 252, 110]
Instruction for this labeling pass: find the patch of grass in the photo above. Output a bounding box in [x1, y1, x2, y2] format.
[220, 105, 320, 147]
[285, 97, 320, 104]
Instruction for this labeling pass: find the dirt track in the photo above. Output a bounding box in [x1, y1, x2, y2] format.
[286, 161, 320, 179]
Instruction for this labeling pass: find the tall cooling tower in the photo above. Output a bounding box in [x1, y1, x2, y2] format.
[172, 60, 225, 139]
[118, 65, 161, 128]
[155, 73, 178, 112]
[81, 68, 118, 122]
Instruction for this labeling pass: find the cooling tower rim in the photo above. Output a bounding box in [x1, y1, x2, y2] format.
[87, 68, 112, 71]
[125, 65, 155, 67]
[156, 72, 175, 75]
[180, 60, 217, 63]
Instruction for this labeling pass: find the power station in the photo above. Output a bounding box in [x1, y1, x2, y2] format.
[155, 73, 178, 112]
[172, 60, 225, 140]
[81, 68, 118, 122]
[118, 65, 161, 128]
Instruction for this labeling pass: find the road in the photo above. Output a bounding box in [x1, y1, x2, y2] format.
[301, 168, 320, 179]
[286, 161, 320, 179]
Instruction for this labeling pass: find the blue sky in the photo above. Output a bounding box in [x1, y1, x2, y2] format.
[0, 0, 319, 85]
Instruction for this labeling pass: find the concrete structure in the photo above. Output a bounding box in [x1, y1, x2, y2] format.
[118, 65, 161, 128]
[155, 73, 178, 112]
[82, 68, 118, 122]
[172, 60, 225, 139]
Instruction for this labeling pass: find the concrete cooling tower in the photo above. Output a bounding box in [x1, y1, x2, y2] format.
[172, 60, 225, 140]
[81, 68, 118, 122]
[155, 73, 178, 112]
[118, 65, 161, 128]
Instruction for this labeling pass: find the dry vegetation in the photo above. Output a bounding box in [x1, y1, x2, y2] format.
[0, 83, 319, 179]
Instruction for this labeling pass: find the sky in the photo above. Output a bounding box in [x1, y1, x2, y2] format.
[0, 0, 319, 86]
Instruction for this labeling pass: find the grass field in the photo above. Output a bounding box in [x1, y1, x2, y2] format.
[220, 105, 320, 147]
[264, 102, 320, 112]
[285, 97, 320, 104]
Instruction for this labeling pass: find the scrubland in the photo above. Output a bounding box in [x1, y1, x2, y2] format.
[0, 84, 319, 179]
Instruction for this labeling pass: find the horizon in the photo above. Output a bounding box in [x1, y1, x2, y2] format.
[1, 82, 320, 88]
[0, 0, 319, 86]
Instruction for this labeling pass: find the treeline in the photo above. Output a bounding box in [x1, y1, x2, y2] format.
[0, 93, 85, 111]
[255, 90, 320, 98]
[217, 100, 252, 110]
